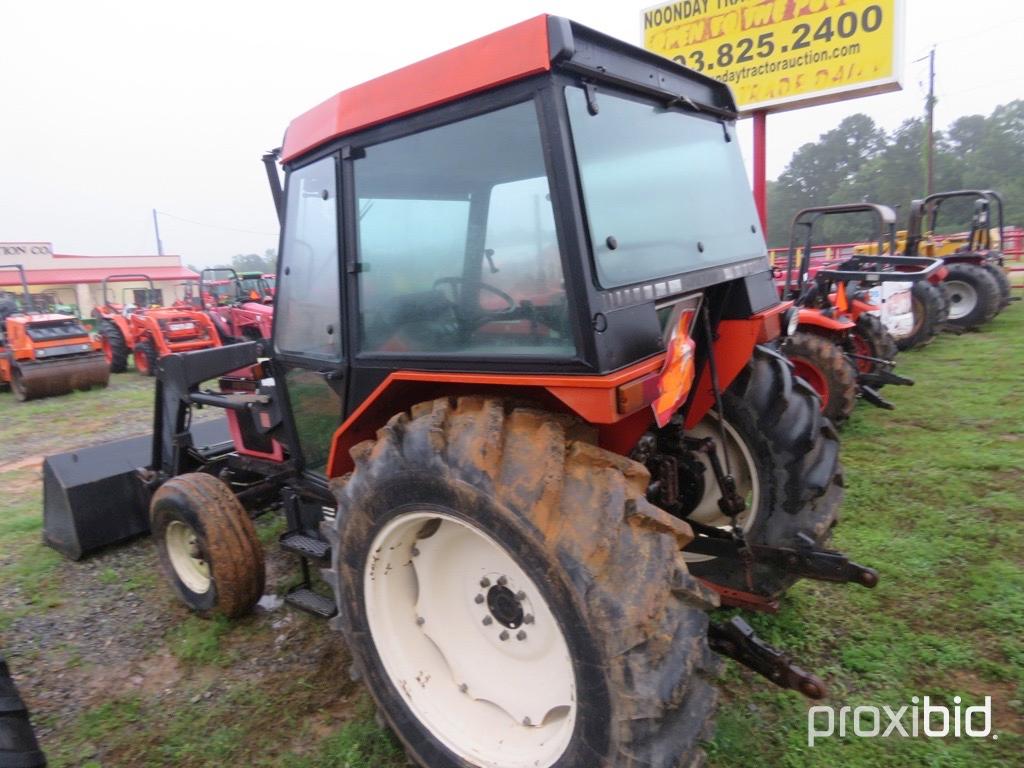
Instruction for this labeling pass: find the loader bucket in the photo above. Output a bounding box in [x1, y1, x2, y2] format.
[13, 352, 110, 401]
[42, 418, 231, 559]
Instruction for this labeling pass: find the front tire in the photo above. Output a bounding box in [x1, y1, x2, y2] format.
[134, 337, 157, 377]
[325, 397, 719, 768]
[685, 346, 843, 599]
[99, 320, 129, 373]
[151, 473, 265, 618]
[847, 313, 898, 387]
[780, 331, 858, 426]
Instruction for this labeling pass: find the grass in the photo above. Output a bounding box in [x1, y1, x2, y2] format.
[1, 302, 1021, 767]
[709, 305, 1024, 766]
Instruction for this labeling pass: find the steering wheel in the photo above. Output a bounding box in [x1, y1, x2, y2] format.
[432, 277, 517, 318]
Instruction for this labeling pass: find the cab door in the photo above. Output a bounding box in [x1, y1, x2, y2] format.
[272, 155, 347, 476]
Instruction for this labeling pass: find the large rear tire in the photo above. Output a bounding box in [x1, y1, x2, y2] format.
[983, 262, 1012, 311]
[99, 320, 129, 373]
[151, 473, 265, 618]
[685, 346, 843, 599]
[325, 396, 719, 768]
[894, 281, 943, 350]
[780, 331, 858, 426]
[943, 263, 1000, 330]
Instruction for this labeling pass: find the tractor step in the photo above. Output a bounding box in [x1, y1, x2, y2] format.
[284, 587, 337, 618]
[708, 617, 827, 700]
[280, 531, 331, 563]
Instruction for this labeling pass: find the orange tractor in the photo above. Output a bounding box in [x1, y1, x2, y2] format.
[93, 274, 221, 376]
[0, 264, 108, 401]
[777, 204, 942, 424]
[44, 17, 880, 768]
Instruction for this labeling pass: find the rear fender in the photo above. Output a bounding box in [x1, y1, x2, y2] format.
[324, 360, 673, 478]
[682, 303, 787, 429]
[796, 308, 854, 333]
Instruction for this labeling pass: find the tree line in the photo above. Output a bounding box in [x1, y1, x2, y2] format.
[766, 100, 1024, 247]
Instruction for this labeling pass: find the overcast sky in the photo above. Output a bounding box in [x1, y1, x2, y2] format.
[2, 0, 1021, 267]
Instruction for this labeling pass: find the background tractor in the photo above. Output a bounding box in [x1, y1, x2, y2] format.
[195, 267, 274, 349]
[904, 189, 1016, 329]
[777, 205, 940, 424]
[43, 17, 879, 768]
[0, 264, 108, 401]
[93, 274, 221, 375]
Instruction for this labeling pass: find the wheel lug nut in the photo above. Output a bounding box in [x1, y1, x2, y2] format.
[482, 616, 493, 626]
[411, 546, 420, 557]
[522, 717, 532, 726]
[416, 616, 425, 626]
[515, 590, 526, 601]
[497, 575, 508, 586]
[516, 630, 527, 641]
[459, 683, 468, 693]
[480, 577, 490, 588]
[524, 614, 535, 624]
[474, 594, 484, 604]
[499, 630, 509, 641]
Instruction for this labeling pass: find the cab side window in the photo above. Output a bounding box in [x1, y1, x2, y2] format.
[275, 157, 342, 360]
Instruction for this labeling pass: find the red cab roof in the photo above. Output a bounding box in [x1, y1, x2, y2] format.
[281, 15, 553, 162]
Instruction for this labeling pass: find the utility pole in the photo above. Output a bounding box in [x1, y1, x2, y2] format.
[925, 47, 936, 196]
[152, 208, 164, 256]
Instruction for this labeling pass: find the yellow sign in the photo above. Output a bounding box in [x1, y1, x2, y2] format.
[642, 0, 904, 113]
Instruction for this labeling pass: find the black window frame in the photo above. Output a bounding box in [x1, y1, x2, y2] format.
[338, 78, 597, 375]
[555, 76, 770, 296]
[271, 153, 346, 368]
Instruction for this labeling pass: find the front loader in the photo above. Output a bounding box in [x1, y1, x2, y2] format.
[0, 264, 108, 401]
[43, 17, 880, 768]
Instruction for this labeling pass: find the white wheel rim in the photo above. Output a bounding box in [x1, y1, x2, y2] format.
[945, 279, 977, 320]
[166, 520, 211, 594]
[682, 413, 761, 564]
[364, 511, 576, 768]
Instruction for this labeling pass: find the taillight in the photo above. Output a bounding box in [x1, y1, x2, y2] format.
[652, 303, 698, 427]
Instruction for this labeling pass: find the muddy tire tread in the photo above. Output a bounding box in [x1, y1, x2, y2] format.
[325, 396, 720, 768]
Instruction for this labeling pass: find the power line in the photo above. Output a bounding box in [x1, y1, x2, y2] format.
[154, 210, 277, 237]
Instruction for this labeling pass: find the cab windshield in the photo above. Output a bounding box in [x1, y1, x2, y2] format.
[566, 86, 766, 288]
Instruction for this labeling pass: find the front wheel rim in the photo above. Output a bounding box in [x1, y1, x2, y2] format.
[165, 520, 211, 594]
[945, 279, 978, 320]
[682, 413, 761, 563]
[364, 510, 576, 768]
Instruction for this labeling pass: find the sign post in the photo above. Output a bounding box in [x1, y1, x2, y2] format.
[642, 0, 905, 231]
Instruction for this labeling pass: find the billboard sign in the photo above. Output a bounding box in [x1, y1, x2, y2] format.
[642, 0, 904, 113]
